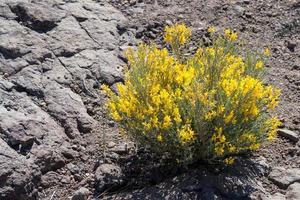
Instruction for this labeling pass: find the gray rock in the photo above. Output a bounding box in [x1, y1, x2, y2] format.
[269, 167, 300, 189]
[0, 0, 133, 198]
[44, 84, 96, 138]
[72, 187, 91, 200]
[0, 77, 14, 91]
[47, 16, 97, 57]
[260, 193, 286, 200]
[0, 2, 17, 19]
[107, 141, 116, 148]
[233, 5, 245, 16]
[286, 182, 300, 200]
[40, 171, 61, 188]
[0, 138, 40, 200]
[9, 2, 66, 32]
[95, 163, 123, 192]
[286, 40, 297, 52]
[278, 129, 299, 142]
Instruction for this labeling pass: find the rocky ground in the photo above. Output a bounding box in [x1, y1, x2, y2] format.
[0, 0, 299, 199]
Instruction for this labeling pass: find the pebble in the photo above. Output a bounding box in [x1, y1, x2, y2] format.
[233, 5, 245, 16]
[107, 141, 116, 148]
[278, 129, 299, 142]
[261, 192, 286, 200]
[286, 182, 300, 200]
[286, 40, 297, 52]
[269, 167, 300, 189]
[95, 163, 123, 192]
[71, 187, 91, 200]
[111, 143, 128, 154]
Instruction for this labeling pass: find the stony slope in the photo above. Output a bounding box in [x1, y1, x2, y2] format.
[0, 0, 135, 199]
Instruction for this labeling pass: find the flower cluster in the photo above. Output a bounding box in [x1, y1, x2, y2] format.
[103, 24, 281, 165]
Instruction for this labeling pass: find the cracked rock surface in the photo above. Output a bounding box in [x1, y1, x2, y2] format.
[0, 0, 134, 199]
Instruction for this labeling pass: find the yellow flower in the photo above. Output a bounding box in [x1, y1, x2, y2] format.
[214, 145, 225, 156]
[142, 122, 151, 131]
[255, 60, 264, 70]
[228, 144, 237, 153]
[224, 29, 237, 41]
[264, 87, 281, 110]
[162, 115, 172, 129]
[204, 110, 217, 121]
[212, 127, 226, 143]
[101, 84, 112, 96]
[224, 111, 236, 124]
[173, 107, 182, 123]
[151, 116, 159, 128]
[111, 111, 122, 121]
[208, 26, 216, 34]
[217, 105, 225, 114]
[264, 47, 271, 57]
[224, 157, 235, 165]
[249, 143, 260, 150]
[224, 29, 231, 38]
[265, 116, 281, 140]
[220, 79, 238, 97]
[206, 47, 215, 57]
[157, 134, 163, 142]
[164, 23, 191, 46]
[178, 124, 195, 144]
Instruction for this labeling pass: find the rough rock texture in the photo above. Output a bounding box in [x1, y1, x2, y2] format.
[269, 167, 300, 189]
[278, 129, 299, 142]
[286, 182, 300, 200]
[95, 163, 124, 192]
[0, 0, 134, 199]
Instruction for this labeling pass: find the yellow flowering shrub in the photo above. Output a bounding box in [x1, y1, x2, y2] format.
[103, 24, 281, 165]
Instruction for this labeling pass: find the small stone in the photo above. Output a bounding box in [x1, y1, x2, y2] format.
[111, 143, 127, 154]
[253, 156, 270, 175]
[293, 64, 300, 70]
[242, 0, 250, 4]
[95, 163, 123, 192]
[260, 193, 286, 200]
[287, 40, 297, 52]
[72, 187, 91, 200]
[61, 176, 71, 184]
[108, 120, 115, 127]
[233, 5, 245, 16]
[107, 141, 116, 148]
[269, 167, 300, 189]
[278, 129, 299, 142]
[165, 20, 172, 26]
[67, 163, 80, 175]
[286, 182, 300, 200]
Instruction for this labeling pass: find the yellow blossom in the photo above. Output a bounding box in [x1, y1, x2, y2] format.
[266, 116, 281, 140]
[264, 47, 271, 56]
[157, 134, 163, 142]
[214, 145, 225, 156]
[162, 115, 172, 129]
[208, 26, 216, 34]
[178, 124, 195, 144]
[255, 60, 264, 70]
[164, 23, 191, 46]
[224, 111, 236, 124]
[111, 111, 122, 121]
[224, 29, 237, 41]
[224, 157, 235, 165]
